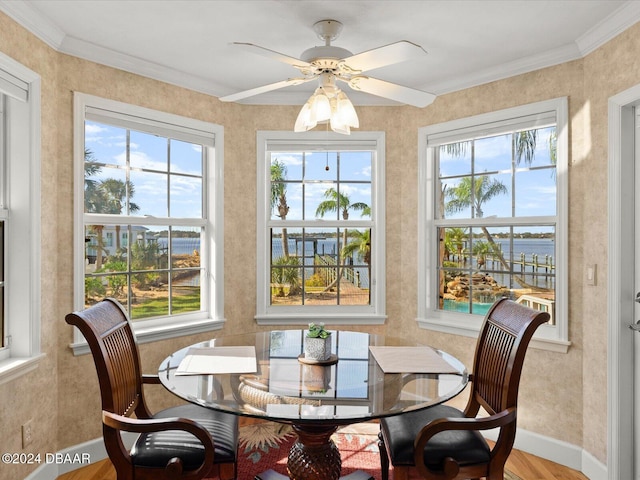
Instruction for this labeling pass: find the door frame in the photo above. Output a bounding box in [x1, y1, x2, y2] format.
[608, 84, 640, 479]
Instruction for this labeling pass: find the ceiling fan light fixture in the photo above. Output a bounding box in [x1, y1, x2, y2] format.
[224, 20, 435, 113]
[336, 91, 359, 128]
[311, 90, 331, 122]
[330, 120, 351, 135]
[294, 101, 315, 132]
[295, 82, 359, 135]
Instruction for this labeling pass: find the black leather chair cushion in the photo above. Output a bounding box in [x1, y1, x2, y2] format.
[380, 404, 491, 471]
[131, 404, 238, 470]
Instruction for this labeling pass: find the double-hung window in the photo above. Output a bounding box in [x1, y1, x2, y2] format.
[256, 131, 385, 325]
[418, 98, 569, 351]
[73, 94, 224, 353]
[0, 54, 42, 383]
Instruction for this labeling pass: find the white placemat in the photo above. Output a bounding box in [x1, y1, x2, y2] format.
[369, 346, 459, 374]
[175, 346, 257, 375]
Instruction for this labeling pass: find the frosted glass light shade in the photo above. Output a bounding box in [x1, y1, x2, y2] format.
[336, 93, 359, 127]
[311, 93, 331, 122]
[294, 85, 359, 135]
[294, 102, 315, 132]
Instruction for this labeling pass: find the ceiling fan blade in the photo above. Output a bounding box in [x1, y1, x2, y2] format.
[347, 76, 435, 108]
[231, 42, 311, 69]
[219, 77, 315, 102]
[342, 41, 427, 73]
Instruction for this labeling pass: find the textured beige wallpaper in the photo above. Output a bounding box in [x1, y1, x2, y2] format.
[579, 21, 640, 462]
[3, 10, 640, 478]
[0, 11, 61, 480]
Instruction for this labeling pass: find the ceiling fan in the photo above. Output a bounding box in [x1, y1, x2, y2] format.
[219, 19, 436, 108]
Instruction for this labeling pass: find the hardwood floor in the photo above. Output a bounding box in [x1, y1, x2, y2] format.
[498, 447, 589, 480]
[56, 433, 589, 480]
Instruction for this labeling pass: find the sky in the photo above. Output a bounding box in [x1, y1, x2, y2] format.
[270, 150, 372, 222]
[85, 120, 204, 224]
[438, 127, 556, 221]
[85, 120, 555, 237]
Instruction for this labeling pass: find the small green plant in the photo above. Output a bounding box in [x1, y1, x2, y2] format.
[307, 322, 330, 339]
[305, 273, 326, 287]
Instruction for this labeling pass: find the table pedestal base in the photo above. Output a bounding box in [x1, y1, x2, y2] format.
[287, 424, 341, 480]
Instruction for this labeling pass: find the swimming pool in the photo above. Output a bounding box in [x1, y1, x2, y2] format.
[443, 299, 494, 315]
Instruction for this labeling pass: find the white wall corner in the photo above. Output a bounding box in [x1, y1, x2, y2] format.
[582, 449, 608, 480]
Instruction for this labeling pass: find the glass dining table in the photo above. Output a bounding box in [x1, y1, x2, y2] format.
[158, 329, 468, 480]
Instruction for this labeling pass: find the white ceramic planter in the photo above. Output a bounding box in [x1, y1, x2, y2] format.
[304, 335, 332, 361]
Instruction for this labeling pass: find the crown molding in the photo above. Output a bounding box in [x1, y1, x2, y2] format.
[576, 0, 640, 56]
[60, 36, 227, 97]
[0, 0, 64, 49]
[0, 1, 638, 104]
[426, 43, 582, 96]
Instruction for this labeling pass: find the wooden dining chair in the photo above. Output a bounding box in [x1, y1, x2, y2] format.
[66, 298, 238, 480]
[378, 298, 549, 480]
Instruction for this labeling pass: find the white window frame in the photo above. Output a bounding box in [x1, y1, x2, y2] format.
[71, 93, 224, 355]
[0, 53, 43, 384]
[256, 130, 386, 325]
[417, 97, 570, 353]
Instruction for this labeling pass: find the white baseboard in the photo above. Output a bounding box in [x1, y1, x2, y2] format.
[26, 428, 605, 480]
[582, 448, 608, 480]
[484, 427, 606, 479]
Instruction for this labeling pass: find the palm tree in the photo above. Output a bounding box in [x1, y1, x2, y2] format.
[472, 240, 490, 269]
[84, 148, 103, 214]
[444, 130, 539, 166]
[84, 149, 107, 269]
[445, 227, 468, 265]
[271, 256, 301, 297]
[84, 149, 141, 267]
[271, 159, 290, 258]
[445, 176, 544, 290]
[514, 130, 538, 165]
[440, 130, 555, 297]
[445, 176, 507, 218]
[99, 178, 140, 251]
[446, 175, 509, 271]
[342, 228, 371, 265]
[316, 188, 369, 291]
[316, 187, 369, 258]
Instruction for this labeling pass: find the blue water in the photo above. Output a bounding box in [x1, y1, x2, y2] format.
[492, 238, 555, 260]
[448, 237, 555, 290]
[157, 237, 200, 254]
[158, 237, 554, 292]
[443, 299, 494, 315]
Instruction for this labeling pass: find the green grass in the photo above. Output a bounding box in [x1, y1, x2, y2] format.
[131, 292, 200, 320]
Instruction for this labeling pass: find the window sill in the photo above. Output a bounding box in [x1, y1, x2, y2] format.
[0, 353, 46, 385]
[256, 313, 387, 326]
[70, 317, 227, 356]
[416, 316, 570, 353]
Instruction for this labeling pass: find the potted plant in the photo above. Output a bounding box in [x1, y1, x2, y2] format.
[304, 323, 332, 361]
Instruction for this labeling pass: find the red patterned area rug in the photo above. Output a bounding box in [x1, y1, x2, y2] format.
[223, 421, 522, 480]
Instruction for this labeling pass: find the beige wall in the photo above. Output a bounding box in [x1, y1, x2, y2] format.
[2, 10, 640, 478]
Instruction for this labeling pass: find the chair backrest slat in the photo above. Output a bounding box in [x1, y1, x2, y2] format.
[470, 298, 549, 415]
[103, 325, 139, 415]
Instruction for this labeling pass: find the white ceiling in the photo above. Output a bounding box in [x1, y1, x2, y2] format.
[1, 0, 639, 106]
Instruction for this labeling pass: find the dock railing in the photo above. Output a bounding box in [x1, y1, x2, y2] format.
[515, 294, 555, 325]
